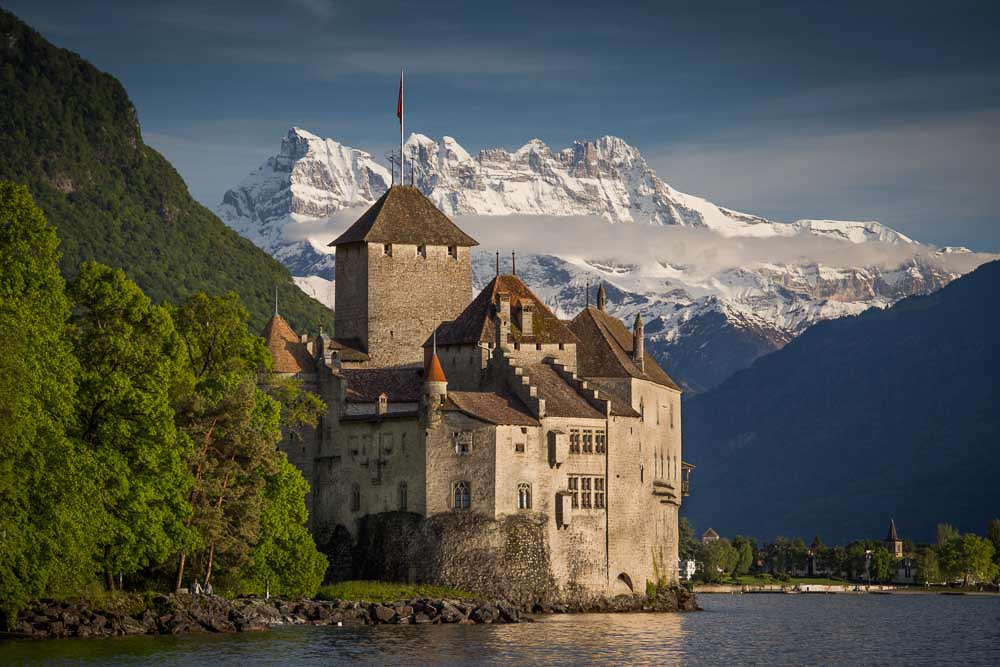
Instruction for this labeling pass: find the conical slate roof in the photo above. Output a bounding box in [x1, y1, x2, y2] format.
[328, 186, 478, 247]
[425, 352, 448, 383]
[886, 519, 900, 542]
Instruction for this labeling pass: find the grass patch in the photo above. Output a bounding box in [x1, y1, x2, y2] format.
[724, 575, 850, 587]
[315, 581, 475, 603]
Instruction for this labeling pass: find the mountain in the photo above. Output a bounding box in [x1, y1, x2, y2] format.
[218, 129, 991, 392]
[0, 9, 332, 333]
[682, 260, 1000, 545]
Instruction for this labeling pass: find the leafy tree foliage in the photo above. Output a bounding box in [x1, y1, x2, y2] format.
[698, 539, 739, 583]
[939, 534, 997, 587]
[868, 545, 893, 583]
[678, 517, 698, 560]
[914, 546, 940, 585]
[732, 536, 755, 575]
[67, 262, 193, 588]
[988, 519, 1000, 570]
[0, 8, 333, 334]
[0, 182, 96, 622]
[936, 523, 959, 548]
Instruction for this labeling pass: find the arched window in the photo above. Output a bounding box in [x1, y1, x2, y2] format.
[453, 481, 470, 510]
[397, 481, 408, 511]
[350, 483, 361, 512]
[640, 399, 645, 422]
[518, 482, 532, 510]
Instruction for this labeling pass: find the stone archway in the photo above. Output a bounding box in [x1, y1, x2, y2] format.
[615, 572, 635, 594]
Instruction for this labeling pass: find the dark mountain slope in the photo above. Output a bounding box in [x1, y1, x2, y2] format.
[683, 260, 1000, 544]
[0, 9, 332, 333]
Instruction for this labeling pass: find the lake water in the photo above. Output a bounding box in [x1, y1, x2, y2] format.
[3, 594, 1000, 665]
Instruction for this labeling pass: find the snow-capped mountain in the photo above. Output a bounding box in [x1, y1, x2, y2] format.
[217, 128, 993, 392]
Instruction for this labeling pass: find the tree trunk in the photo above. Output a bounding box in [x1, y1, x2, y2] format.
[204, 544, 215, 587]
[176, 552, 187, 591]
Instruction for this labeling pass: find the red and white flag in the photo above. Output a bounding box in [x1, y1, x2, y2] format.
[396, 71, 403, 122]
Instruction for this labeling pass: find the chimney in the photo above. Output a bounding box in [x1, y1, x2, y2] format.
[597, 283, 607, 311]
[518, 300, 534, 337]
[632, 312, 644, 372]
[495, 293, 511, 347]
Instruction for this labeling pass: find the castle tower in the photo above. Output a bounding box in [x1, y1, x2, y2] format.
[632, 312, 645, 372]
[328, 186, 479, 367]
[597, 282, 607, 311]
[885, 518, 903, 558]
[422, 349, 448, 426]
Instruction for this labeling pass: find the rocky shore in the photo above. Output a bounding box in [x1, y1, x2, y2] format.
[7, 586, 697, 640]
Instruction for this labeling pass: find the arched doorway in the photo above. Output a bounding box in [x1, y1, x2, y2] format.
[615, 572, 635, 594]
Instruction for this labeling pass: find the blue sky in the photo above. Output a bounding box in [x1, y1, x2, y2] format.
[7, 0, 1000, 250]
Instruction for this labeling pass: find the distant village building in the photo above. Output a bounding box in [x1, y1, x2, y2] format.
[678, 559, 697, 582]
[885, 518, 904, 559]
[264, 186, 692, 599]
[701, 528, 720, 545]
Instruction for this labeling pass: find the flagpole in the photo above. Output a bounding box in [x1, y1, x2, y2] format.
[399, 70, 406, 185]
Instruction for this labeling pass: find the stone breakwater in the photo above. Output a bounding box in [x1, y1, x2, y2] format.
[8, 587, 697, 640]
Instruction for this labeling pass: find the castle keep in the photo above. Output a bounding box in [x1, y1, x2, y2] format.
[266, 186, 692, 601]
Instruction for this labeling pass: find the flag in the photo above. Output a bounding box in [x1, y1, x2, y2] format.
[397, 71, 403, 122]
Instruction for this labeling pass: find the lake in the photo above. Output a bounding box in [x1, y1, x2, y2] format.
[3, 594, 999, 665]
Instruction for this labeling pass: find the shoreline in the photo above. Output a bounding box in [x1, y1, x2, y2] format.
[4, 587, 698, 641]
[695, 583, 1000, 596]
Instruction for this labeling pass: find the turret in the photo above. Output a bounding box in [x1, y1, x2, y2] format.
[422, 346, 448, 426]
[495, 292, 511, 348]
[597, 283, 607, 311]
[632, 312, 644, 372]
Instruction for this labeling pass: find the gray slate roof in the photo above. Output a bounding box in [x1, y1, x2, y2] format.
[329, 186, 479, 247]
[444, 391, 540, 426]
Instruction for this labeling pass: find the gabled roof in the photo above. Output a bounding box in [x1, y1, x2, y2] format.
[525, 363, 606, 420]
[342, 367, 422, 403]
[328, 186, 478, 247]
[262, 314, 314, 374]
[432, 274, 579, 347]
[702, 528, 720, 539]
[569, 306, 680, 391]
[324, 336, 369, 362]
[444, 391, 539, 426]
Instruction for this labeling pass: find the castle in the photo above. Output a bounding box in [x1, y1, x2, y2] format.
[265, 186, 691, 600]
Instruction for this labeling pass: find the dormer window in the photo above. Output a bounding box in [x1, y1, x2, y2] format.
[418, 245, 426, 258]
[448, 245, 457, 259]
[383, 243, 392, 256]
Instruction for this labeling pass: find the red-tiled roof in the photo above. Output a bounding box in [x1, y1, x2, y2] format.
[425, 353, 447, 383]
[342, 367, 422, 403]
[569, 306, 680, 391]
[328, 186, 478, 247]
[432, 274, 578, 347]
[262, 314, 313, 374]
[444, 391, 539, 426]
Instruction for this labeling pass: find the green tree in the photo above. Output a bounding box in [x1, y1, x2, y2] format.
[914, 546, 940, 585]
[172, 292, 323, 590]
[936, 523, 959, 548]
[869, 545, 893, 583]
[242, 458, 328, 596]
[678, 517, 698, 561]
[68, 262, 193, 588]
[988, 519, 1000, 570]
[939, 534, 998, 587]
[845, 542, 870, 581]
[0, 182, 96, 622]
[732, 536, 755, 575]
[699, 538, 739, 583]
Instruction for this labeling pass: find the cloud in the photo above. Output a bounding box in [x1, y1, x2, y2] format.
[279, 208, 995, 282]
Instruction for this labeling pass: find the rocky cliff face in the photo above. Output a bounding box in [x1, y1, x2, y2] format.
[217, 129, 992, 392]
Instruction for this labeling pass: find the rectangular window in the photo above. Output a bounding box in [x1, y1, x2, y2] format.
[568, 476, 579, 509]
[581, 477, 592, 509]
[596, 430, 607, 454]
[349, 435, 359, 456]
[455, 431, 472, 455]
[569, 429, 581, 454]
[595, 477, 605, 509]
[361, 434, 372, 456]
[448, 245, 457, 259]
[380, 432, 393, 455]
[383, 243, 392, 256]
[582, 430, 593, 454]
[418, 244, 426, 258]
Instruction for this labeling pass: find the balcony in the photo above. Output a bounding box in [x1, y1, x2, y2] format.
[681, 460, 695, 497]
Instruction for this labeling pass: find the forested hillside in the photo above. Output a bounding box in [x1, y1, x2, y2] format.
[0, 8, 332, 333]
[683, 260, 1000, 544]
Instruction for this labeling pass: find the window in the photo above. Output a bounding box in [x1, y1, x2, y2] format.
[418, 244, 426, 257]
[453, 481, 470, 510]
[349, 436, 359, 456]
[454, 431, 472, 455]
[569, 429, 581, 454]
[400, 433, 408, 455]
[595, 478, 605, 509]
[568, 476, 579, 509]
[640, 399, 645, 422]
[569, 475, 604, 510]
[362, 434, 372, 456]
[397, 481, 408, 511]
[581, 477, 592, 508]
[582, 430, 593, 454]
[448, 245, 457, 259]
[380, 432, 393, 455]
[596, 430, 607, 454]
[383, 243, 392, 256]
[351, 483, 361, 512]
[670, 402, 675, 429]
[517, 482, 532, 510]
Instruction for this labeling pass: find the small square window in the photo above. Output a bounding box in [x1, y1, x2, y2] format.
[383, 243, 392, 256]
[448, 245, 457, 259]
[418, 245, 426, 257]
